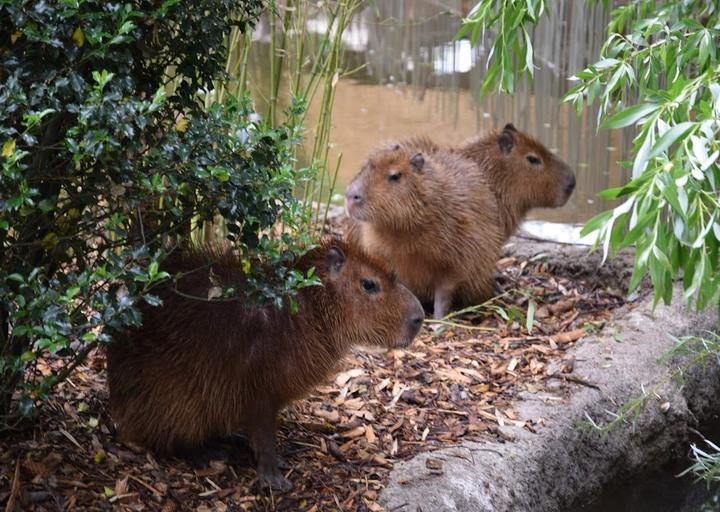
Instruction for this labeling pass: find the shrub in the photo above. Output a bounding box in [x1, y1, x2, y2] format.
[0, 0, 317, 422]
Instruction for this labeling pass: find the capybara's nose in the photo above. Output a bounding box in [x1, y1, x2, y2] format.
[566, 174, 576, 196]
[344, 182, 364, 214]
[409, 314, 424, 336]
[345, 191, 363, 206]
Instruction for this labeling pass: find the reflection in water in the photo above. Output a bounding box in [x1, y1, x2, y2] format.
[247, 0, 632, 224]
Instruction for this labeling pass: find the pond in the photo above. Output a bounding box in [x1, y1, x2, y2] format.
[247, 0, 633, 224]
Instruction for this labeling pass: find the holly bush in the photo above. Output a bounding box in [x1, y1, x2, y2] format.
[0, 0, 317, 421]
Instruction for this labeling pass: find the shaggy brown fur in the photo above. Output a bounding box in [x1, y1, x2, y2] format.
[106, 239, 424, 492]
[345, 141, 504, 320]
[345, 125, 575, 319]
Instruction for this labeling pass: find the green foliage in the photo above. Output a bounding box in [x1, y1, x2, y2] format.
[0, 0, 318, 421]
[663, 333, 720, 485]
[684, 438, 720, 485]
[460, 1, 720, 309]
[461, 0, 720, 481]
[455, 0, 549, 97]
[567, 2, 720, 309]
[201, 0, 362, 234]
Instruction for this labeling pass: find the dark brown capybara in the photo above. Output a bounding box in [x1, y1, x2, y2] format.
[458, 123, 576, 237]
[106, 238, 424, 492]
[345, 124, 575, 319]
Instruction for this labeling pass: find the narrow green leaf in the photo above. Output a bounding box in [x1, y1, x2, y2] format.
[632, 129, 653, 178]
[580, 210, 613, 237]
[526, 300, 535, 334]
[597, 186, 626, 200]
[453, 21, 472, 41]
[652, 245, 672, 272]
[622, 211, 656, 248]
[600, 103, 659, 130]
[479, 61, 500, 100]
[647, 122, 695, 159]
[594, 58, 621, 70]
[661, 178, 682, 214]
[523, 27, 533, 76]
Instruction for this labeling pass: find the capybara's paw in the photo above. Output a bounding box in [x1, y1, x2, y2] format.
[492, 279, 505, 297]
[259, 469, 292, 493]
[275, 456, 290, 471]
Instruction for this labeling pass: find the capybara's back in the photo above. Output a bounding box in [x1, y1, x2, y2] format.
[107, 239, 424, 491]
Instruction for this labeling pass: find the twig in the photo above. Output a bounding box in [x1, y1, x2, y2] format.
[435, 408, 469, 416]
[547, 372, 601, 390]
[441, 290, 514, 321]
[124, 473, 163, 496]
[59, 428, 83, 450]
[4, 459, 21, 512]
[468, 447, 505, 457]
[424, 319, 496, 332]
[333, 493, 344, 511]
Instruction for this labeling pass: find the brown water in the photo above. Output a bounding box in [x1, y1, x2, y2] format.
[247, 1, 633, 224]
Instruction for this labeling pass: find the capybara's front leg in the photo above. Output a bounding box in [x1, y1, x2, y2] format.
[433, 281, 455, 320]
[246, 410, 292, 493]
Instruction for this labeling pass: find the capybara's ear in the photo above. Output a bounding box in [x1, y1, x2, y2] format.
[325, 245, 346, 277]
[410, 153, 425, 172]
[498, 130, 515, 154]
[389, 270, 398, 284]
[503, 123, 517, 133]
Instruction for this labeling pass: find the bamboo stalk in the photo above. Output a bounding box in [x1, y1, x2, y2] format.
[321, 153, 342, 229]
[207, 0, 361, 241]
[237, 31, 252, 98]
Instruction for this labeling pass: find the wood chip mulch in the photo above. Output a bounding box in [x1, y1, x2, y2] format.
[0, 248, 643, 511]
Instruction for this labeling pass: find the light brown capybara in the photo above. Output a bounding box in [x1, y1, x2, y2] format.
[345, 124, 575, 319]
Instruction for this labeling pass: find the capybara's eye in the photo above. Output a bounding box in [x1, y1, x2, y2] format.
[388, 171, 402, 182]
[360, 278, 380, 294]
[527, 155, 542, 166]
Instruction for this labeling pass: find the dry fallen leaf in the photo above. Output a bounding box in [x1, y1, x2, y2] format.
[553, 328, 586, 344]
[425, 458, 443, 471]
[195, 460, 226, 477]
[335, 368, 365, 386]
[114, 475, 129, 496]
[313, 408, 340, 423]
[365, 424, 377, 444]
[342, 426, 366, 439]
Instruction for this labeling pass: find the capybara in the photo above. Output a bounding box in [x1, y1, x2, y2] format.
[345, 124, 575, 319]
[107, 239, 424, 492]
[458, 123, 576, 237]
